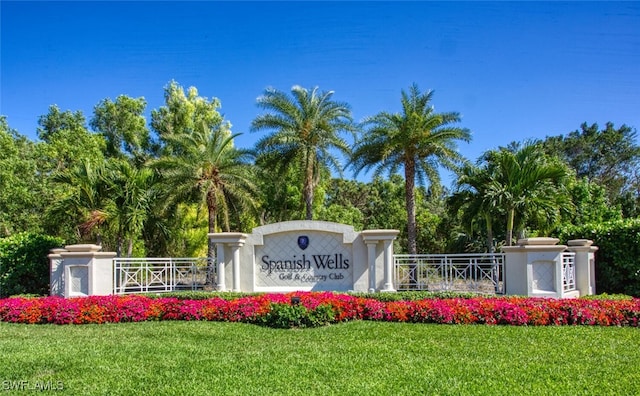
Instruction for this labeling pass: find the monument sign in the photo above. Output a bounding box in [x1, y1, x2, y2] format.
[210, 220, 399, 293]
[255, 228, 354, 290]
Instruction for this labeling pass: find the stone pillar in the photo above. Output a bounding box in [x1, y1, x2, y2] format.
[361, 230, 400, 292]
[48, 248, 66, 296]
[54, 244, 117, 297]
[230, 241, 246, 292]
[382, 239, 395, 292]
[364, 240, 378, 292]
[208, 233, 248, 292]
[502, 238, 568, 298]
[215, 242, 226, 291]
[567, 239, 598, 296]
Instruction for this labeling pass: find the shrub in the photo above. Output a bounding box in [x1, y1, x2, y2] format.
[0, 233, 64, 298]
[148, 291, 484, 302]
[350, 291, 479, 301]
[260, 302, 336, 328]
[559, 219, 640, 296]
[581, 293, 634, 301]
[145, 291, 261, 300]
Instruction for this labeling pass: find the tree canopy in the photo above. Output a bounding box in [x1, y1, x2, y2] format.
[0, 82, 636, 265]
[541, 122, 640, 210]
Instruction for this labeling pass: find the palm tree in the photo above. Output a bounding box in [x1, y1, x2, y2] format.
[103, 159, 158, 257]
[450, 163, 503, 253]
[481, 142, 570, 246]
[50, 158, 157, 256]
[152, 121, 257, 263]
[251, 85, 355, 220]
[49, 159, 110, 243]
[350, 83, 471, 256]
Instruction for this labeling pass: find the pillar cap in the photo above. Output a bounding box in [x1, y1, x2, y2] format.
[48, 248, 67, 254]
[567, 239, 594, 247]
[64, 244, 102, 252]
[361, 229, 400, 241]
[516, 237, 559, 246]
[208, 232, 248, 244]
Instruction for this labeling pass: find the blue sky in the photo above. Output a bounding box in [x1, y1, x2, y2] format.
[2, 1, 639, 185]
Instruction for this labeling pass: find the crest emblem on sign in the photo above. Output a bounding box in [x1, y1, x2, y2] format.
[297, 236, 309, 250]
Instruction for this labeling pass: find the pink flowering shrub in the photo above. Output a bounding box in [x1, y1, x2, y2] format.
[0, 293, 638, 327]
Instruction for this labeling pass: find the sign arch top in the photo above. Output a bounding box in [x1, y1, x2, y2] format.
[249, 220, 359, 246]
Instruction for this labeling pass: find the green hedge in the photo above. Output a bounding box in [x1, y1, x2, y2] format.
[0, 233, 64, 297]
[148, 291, 491, 301]
[560, 219, 640, 297]
[259, 303, 336, 328]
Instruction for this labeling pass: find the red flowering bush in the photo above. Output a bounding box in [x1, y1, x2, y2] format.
[0, 293, 638, 328]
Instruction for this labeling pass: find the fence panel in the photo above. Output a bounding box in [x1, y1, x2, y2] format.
[562, 252, 576, 292]
[394, 254, 505, 294]
[113, 258, 213, 294]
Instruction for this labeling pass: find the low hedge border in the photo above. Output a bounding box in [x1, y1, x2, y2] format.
[1, 292, 638, 328]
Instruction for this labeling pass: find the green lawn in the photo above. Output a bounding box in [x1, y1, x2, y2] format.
[0, 321, 638, 395]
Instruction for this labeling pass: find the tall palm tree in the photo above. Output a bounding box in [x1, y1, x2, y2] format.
[152, 121, 257, 263]
[482, 142, 569, 246]
[350, 83, 471, 255]
[251, 85, 355, 220]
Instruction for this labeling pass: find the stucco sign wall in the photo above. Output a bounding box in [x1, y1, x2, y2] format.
[209, 221, 399, 293]
[255, 229, 353, 290]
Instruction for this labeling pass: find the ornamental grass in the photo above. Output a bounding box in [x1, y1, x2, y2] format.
[0, 292, 638, 327]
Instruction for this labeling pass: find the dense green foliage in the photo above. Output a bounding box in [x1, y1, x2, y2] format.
[91, 95, 151, 163]
[1, 321, 638, 395]
[560, 219, 640, 296]
[0, 233, 64, 297]
[0, 81, 639, 292]
[0, 118, 49, 236]
[260, 302, 336, 328]
[541, 122, 640, 211]
[452, 142, 570, 248]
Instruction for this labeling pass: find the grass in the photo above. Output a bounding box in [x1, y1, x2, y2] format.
[1, 321, 639, 395]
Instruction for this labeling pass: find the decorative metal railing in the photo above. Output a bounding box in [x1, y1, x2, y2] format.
[113, 258, 214, 295]
[562, 252, 576, 292]
[394, 253, 505, 294]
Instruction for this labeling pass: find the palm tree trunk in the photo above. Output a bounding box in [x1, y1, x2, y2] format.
[487, 213, 500, 293]
[485, 213, 494, 253]
[404, 163, 417, 255]
[303, 181, 314, 221]
[304, 155, 315, 221]
[206, 190, 217, 286]
[404, 161, 418, 286]
[506, 208, 515, 246]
